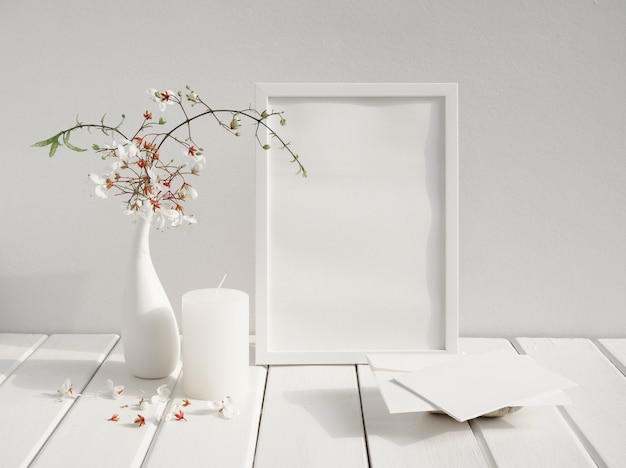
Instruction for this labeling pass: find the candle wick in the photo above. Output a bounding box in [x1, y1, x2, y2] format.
[215, 274, 228, 295]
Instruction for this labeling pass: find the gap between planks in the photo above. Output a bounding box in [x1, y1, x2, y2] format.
[513, 337, 626, 468]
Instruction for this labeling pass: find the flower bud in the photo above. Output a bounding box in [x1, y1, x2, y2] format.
[180, 186, 198, 200]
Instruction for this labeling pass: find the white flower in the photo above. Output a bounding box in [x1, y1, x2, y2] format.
[179, 185, 198, 200]
[185, 149, 206, 165]
[183, 151, 206, 175]
[56, 378, 78, 400]
[109, 160, 123, 172]
[88, 173, 110, 199]
[151, 384, 171, 404]
[116, 140, 139, 163]
[161, 208, 181, 227]
[150, 385, 172, 422]
[152, 209, 167, 230]
[105, 379, 124, 399]
[208, 396, 239, 419]
[183, 215, 197, 225]
[174, 212, 197, 227]
[147, 88, 177, 112]
[157, 207, 195, 228]
[158, 402, 180, 422]
[123, 198, 148, 223]
[146, 167, 169, 194]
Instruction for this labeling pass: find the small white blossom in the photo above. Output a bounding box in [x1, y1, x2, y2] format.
[147, 88, 177, 112]
[191, 163, 204, 175]
[109, 160, 123, 171]
[116, 140, 139, 163]
[105, 379, 124, 399]
[185, 151, 206, 165]
[151, 384, 171, 404]
[157, 402, 181, 423]
[157, 207, 195, 227]
[145, 167, 171, 196]
[179, 186, 198, 200]
[88, 173, 110, 199]
[208, 396, 239, 419]
[162, 208, 181, 227]
[56, 378, 78, 401]
[152, 209, 167, 230]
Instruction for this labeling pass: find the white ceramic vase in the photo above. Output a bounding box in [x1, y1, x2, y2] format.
[122, 208, 180, 379]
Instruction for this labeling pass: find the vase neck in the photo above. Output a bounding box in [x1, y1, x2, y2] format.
[131, 209, 153, 258]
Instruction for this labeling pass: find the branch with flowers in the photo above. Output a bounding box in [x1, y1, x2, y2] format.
[33, 86, 306, 229]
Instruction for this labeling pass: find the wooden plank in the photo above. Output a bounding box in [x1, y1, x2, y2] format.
[31, 340, 181, 468]
[0, 333, 47, 385]
[0, 334, 118, 468]
[514, 337, 626, 467]
[358, 364, 488, 467]
[462, 338, 596, 468]
[596, 338, 626, 376]
[254, 365, 369, 468]
[143, 346, 267, 468]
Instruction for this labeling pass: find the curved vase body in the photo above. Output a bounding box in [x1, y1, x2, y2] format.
[122, 210, 180, 378]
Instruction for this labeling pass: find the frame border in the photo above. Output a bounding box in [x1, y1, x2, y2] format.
[255, 83, 458, 364]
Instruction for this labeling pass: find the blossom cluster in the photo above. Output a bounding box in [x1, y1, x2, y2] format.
[34, 86, 306, 229]
[56, 377, 239, 428]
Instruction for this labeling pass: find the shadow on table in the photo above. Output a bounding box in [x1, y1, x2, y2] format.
[283, 388, 367, 439]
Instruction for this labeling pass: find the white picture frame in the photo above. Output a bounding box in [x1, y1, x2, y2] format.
[255, 83, 458, 365]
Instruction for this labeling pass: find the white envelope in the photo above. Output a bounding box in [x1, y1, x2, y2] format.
[367, 350, 575, 418]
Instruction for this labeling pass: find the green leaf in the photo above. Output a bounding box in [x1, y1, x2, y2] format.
[99, 115, 110, 135]
[31, 134, 59, 148]
[49, 139, 60, 157]
[62, 131, 87, 152]
[31, 134, 63, 157]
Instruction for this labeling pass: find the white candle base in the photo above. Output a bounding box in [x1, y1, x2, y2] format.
[182, 288, 249, 400]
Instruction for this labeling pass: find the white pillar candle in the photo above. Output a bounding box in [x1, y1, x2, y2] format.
[182, 288, 249, 400]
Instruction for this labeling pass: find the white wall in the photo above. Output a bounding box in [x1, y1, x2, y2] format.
[1, 0, 624, 338]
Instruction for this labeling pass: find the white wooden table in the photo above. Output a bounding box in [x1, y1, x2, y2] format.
[1, 334, 625, 467]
